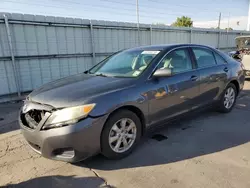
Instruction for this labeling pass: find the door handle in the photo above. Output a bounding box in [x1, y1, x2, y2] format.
[224, 67, 229, 72]
[190, 75, 198, 81]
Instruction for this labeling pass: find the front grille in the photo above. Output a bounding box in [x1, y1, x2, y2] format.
[25, 112, 39, 129]
[20, 101, 53, 130]
[28, 110, 45, 124]
[21, 110, 45, 129]
[21, 109, 50, 130]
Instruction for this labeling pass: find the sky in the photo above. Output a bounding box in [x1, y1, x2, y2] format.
[1, 0, 249, 30]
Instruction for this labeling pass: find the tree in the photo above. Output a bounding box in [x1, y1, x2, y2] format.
[225, 27, 233, 31]
[172, 16, 193, 27]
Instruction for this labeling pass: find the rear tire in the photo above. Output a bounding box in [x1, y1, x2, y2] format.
[217, 83, 237, 113]
[101, 110, 142, 159]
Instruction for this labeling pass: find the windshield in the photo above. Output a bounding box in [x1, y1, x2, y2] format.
[89, 50, 161, 77]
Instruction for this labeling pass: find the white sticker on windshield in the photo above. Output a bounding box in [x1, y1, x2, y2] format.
[141, 51, 160, 55]
[132, 70, 141, 77]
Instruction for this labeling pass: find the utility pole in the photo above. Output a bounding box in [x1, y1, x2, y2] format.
[226, 12, 230, 50]
[218, 12, 221, 29]
[227, 12, 230, 32]
[136, 0, 140, 45]
[248, 0, 250, 31]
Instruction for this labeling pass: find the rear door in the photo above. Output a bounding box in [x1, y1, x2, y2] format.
[148, 47, 200, 125]
[190, 47, 228, 105]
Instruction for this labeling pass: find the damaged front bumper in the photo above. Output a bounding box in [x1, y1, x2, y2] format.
[19, 101, 108, 162]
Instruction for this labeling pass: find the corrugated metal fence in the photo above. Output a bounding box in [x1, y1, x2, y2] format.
[0, 12, 249, 96]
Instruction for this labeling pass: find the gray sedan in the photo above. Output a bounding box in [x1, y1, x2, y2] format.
[19, 44, 245, 162]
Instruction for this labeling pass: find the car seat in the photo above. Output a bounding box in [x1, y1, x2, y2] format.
[170, 56, 186, 73]
[139, 55, 153, 70]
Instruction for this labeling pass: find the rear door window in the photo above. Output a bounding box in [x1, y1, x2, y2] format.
[192, 48, 217, 68]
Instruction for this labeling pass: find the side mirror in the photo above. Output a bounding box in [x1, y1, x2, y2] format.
[153, 68, 173, 77]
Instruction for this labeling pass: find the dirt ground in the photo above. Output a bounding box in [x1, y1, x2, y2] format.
[1, 81, 250, 188]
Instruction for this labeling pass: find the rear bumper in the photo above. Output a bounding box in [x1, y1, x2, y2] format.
[19, 114, 108, 163]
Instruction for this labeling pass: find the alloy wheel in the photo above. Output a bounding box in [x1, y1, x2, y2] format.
[108, 118, 137, 153]
[224, 87, 235, 109]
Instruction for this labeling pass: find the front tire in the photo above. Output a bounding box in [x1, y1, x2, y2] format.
[218, 83, 237, 113]
[101, 110, 142, 159]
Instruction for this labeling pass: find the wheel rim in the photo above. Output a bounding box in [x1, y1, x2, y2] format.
[108, 118, 137, 153]
[224, 87, 235, 109]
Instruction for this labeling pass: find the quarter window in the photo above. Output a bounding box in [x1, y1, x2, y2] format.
[214, 52, 226, 65]
[157, 48, 193, 74]
[192, 48, 216, 68]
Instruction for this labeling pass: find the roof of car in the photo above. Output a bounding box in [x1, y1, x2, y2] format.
[235, 35, 250, 40]
[128, 44, 215, 51]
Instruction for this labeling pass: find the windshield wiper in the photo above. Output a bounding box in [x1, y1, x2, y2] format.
[95, 73, 108, 77]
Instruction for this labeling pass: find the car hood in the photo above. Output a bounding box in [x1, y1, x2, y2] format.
[28, 73, 134, 108]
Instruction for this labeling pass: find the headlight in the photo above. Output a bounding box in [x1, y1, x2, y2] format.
[42, 104, 96, 129]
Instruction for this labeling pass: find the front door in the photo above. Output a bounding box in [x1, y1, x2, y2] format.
[147, 47, 200, 125]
